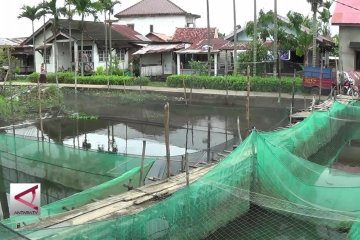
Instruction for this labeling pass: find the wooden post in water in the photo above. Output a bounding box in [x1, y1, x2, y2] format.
[182, 78, 188, 105]
[237, 116, 243, 143]
[185, 152, 189, 186]
[164, 103, 171, 178]
[139, 140, 146, 187]
[246, 65, 251, 130]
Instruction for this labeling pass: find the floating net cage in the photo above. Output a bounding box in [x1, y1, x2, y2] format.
[0, 100, 359, 239]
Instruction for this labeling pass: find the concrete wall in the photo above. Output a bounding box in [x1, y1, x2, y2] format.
[339, 26, 360, 71]
[118, 15, 188, 36]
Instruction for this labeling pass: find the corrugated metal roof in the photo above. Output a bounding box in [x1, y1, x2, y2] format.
[0, 38, 27, 46]
[133, 43, 185, 54]
[332, 0, 360, 25]
[176, 38, 230, 54]
[115, 0, 198, 18]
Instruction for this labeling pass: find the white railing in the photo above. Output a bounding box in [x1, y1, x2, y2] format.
[141, 65, 162, 77]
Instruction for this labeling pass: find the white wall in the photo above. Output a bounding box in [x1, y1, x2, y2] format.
[118, 15, 187, 36]
[339, 26, 360, 71]
[34, 28, 53, 73]
[57, 41, 72, 71]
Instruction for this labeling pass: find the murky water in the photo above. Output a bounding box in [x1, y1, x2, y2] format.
[0, 90, 290, 221]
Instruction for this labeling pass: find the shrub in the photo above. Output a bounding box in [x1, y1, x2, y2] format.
[133, 76, 150, 86]
[166, 75, 303, 93]
[95, 66, 105, 75]
[26, 72, 40, 83]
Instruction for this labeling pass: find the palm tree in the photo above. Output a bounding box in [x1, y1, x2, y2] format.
[18, 5, 44, 74]
[63, 0, 77, 91]
[40, 0, 66, 87]
[95, 0, 121, 75]
[69, 0, 97, 76]
[306, 0, 323, 67]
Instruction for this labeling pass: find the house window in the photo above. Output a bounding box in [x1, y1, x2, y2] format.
[44, 48, 51, 64]
[116, 49, 126, 62]
[356, 51, 360, 71]
[99, 50, 109, 62]
[150, 25, 154, 33]
[127, 24, 134, 30]
[79, 50, 93, 63]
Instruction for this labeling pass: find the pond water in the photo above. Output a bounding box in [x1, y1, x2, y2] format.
[0, 90, 357, 239]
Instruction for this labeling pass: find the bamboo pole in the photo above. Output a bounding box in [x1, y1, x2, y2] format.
[185, 152, 189, 186]
[292, 69, 296, 113]
[237, 116, 243, 143]
[246, 65, 251, 130]
[182, 78, 188, 105]
[319, 52, 323, 102]
[139, 140, 146, 187]
[164, 103, 170, 178]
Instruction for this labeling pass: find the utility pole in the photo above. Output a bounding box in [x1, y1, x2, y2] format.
[253, 0, 257, 77]
[273, 0, 278, 77]
[233, 0, 237, 75]
[206, 0, 211, 76]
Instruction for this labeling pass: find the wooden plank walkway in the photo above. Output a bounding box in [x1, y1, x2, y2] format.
[290, 95, 357, 123]
[22, 164, 215, 232]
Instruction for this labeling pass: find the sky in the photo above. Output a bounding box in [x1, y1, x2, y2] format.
[0, 0, 338, 38]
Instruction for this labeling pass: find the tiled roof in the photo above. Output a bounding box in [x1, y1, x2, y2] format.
[112, 24, 150, 41]
[332, 0, 360, 25]
[146, 32, 172, 42]
[172, 28, 217, 44]
[115, 0, 198, 18]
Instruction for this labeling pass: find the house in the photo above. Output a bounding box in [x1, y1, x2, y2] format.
[22, 19, 149, 74]
[332, 0, 360, 71]
[225, 15, 334, 73]
[0, 38, 34, 74]
[133, 42, 186, 77]
[172, 27, 236, 76]
[114, 0, 200, 36]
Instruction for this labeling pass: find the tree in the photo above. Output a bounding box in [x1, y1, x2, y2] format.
[306, 0, 327, 67]
[94, 0, 121, 75]
[18, 5, 45, 74]
[39, 0, 66, 87]
[287, 11, 313, 66]
[238, 41, 271, 76]
[69, 0, 97, 76]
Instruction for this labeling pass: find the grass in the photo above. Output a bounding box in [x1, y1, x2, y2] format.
[148, 81, 167, 87]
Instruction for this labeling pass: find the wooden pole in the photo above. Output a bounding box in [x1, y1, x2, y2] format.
[164, 103, 171, 178]
[273, 0, 278, 77]
[335, 57, 339, 97]
[292, 69, 296, 112]
[139, 140, 146, 187]
[237, 116, 243, 143]
[246, 65, 251, 130]
[233, 0, 237, 75]
[206, 0, 211, 76]
[207, 115, 211, 162]
[182, 79, 188, 105]
[185, 152, 189, 186]
[253, 0, 257, 77]
[319, 51, 323, 102]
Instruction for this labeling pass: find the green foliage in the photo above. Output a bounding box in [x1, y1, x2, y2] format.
[95, 66, 105, 75]
[26, 71, 148, 86]
[132, 76, 150, 86]
[69, 112, 98, 120]
[166, 75, 303, 93]
[189, 60, 208, 75]
[238, 41, 271, 75]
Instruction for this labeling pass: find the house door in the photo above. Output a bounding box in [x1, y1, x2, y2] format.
[356, 51, 360, 71]
[163, 53, 173, 75]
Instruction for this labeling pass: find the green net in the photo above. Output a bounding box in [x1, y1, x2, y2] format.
[1, 162, 154, 229]
[3, 101, 360, 239]
[0, 223, 29, 240]
[0, 134, 155, 190]
[350, 219, 360, 240]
